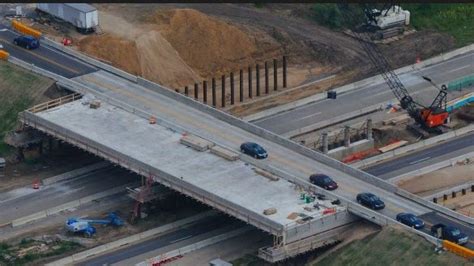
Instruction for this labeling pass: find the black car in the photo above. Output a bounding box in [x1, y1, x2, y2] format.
[356, 192, 385, 210]
[240, 142, 268, 159]
[431, 223, 469, 245]
[13, 35, 40, 50]
[309, 174, 338, 190]
[396, 213, 425, 229]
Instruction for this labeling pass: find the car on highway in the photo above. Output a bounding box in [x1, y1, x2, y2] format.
[356, 192, 385, 210]
[309, 174, 338, 190]
[13, 35, 40, 50]
[430, 223, 469, 245]
[240, 142, 268, 159]
[396, 213, 425, 229]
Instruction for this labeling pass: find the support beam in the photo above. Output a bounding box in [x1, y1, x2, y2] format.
[203, 80, 208, 104]
[256, 64, 260, 97]
[283, 56, 287, 88]
[265, 61, 269, 94]
[212, 78, 216, 107]
[184, 86, 189, 96]
[239, 69, 244, 102]
[221, 75, 226, 108]
[273, 59, 278, 91]
[230, 72, 235, 105]
[344, 125, 351, 147]
[366, 119, 373, 140]
[322, 132, 328, 154]
[194, 83, 199, 100]
[248, 66, 252, 98]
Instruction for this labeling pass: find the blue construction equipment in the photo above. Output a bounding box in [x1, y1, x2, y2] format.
[65, 212, 124, 237]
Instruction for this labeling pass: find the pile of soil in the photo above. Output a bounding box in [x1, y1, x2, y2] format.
[161, 9, 258, 77]
[78, 35, 141, 76]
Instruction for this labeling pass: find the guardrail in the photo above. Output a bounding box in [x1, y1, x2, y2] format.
[28, 93, 82, 113]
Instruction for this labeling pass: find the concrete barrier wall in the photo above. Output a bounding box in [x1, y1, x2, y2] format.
[282, 103, 383, 138]
[41, 38, 138, 82]
[389, 151, 474, 184]
[11, 183, 135, 227]
[244, 43, 474, 122]
[42, 161, 110, 185]
[46, 210, 218, 266]
[137, 226, 254, 266]
[352, 124, 474, 169]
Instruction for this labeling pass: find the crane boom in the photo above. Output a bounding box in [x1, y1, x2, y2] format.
[337, 3, 448, 130]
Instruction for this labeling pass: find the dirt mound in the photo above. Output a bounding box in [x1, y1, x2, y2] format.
[78, 34, 141, 76]
[160, 9, 259, 77]
[136, 30, 200, 87]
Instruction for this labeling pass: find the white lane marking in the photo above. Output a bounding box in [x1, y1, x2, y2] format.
[296, 112, 322, 121]
[409, 156, 431, 165]
[447, 65, 471, 73]
[169, 235, 193, 244]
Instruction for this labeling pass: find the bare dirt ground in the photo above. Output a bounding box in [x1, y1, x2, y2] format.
[397, 163, 474, 197]
[30, 4, 456, 117]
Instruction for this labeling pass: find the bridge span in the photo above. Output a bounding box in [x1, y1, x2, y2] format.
[12, 57, 474, 261]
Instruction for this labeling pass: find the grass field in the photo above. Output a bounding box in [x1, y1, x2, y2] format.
[406, 4, 474, 47]
[315, 227, 470, 266]
[0, 61, 54, 156]
[311, 4, 474, 46]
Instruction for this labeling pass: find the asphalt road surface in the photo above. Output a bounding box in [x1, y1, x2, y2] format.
[365, 132, 474, 180]
[420, 212, 474, 250]
[0, 26, 96, 78]
[0, 166, 137, 225]
[78, 215, 242, 266]
[254, 51, 474, 135]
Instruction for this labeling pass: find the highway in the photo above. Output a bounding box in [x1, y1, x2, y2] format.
[78, 215, 245, 266]
[0, 26, 96, 78]
[254, 51, 474, 135]
[0, 166, 137, 225]
[365, 132, 474, 180]
[4, 20, 473, 258]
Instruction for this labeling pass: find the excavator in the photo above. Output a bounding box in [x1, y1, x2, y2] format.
[338, 3, 449, 136]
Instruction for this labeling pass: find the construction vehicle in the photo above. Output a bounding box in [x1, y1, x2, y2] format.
[65, 212, 124, 237]
[362, 4, 410, 40]
[338, 3, 449, 136]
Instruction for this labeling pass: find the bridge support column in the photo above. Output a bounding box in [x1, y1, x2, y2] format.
[230, 72, 235, 105]
[239, 69, 244, 102]
[221, 75, 226, 108]
[203, 80, 207, 104]
[273, 59, 278, 91]
[344, 126, 350, 147]
[184, 86, 189, 96]
[256, 64, 260, 97]
[212, 78, 216, 107]
[265, 61, 269, 94]
[283, 56, 287, 88]
[194, 83, 199, 100]
[322, 132, 329, 154]
[366, 118, 373, 140]
[248, 66, 252, 98]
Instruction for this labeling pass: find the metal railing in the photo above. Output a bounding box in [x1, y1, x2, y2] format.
[28, 93, 82, 113]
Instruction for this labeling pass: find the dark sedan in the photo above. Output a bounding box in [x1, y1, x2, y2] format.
[396, 213, 425, 229]
[356, 192, 385, 210]
[240, 142, 268, 159]
[309, 174, 338, 190]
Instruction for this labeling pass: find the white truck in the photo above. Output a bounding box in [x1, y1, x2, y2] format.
[36, 3, 99, 34]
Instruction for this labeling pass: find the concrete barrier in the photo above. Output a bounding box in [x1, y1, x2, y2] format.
[46, 210, 218, 266]
[41, 38, 138, 83]
[352, 124, 474, 169]
[137, 226, 254, 266]
[283, 103, 383, 138]
[443, 240, 474, 260]
[11, 182, 136, 227]
[42, 161, 110, 185]
[244, 43, 474, 122]
[389, 151, 474, 184]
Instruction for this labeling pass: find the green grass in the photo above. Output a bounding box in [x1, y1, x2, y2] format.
[0, 62, 43, 157]
[315, 227, 471, 266]
[0, 239, 81, 265]
[405, 4, 474, 47]
[310, 4, 474, 46]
